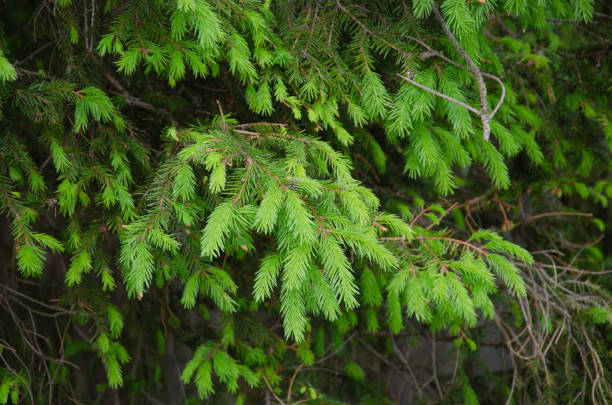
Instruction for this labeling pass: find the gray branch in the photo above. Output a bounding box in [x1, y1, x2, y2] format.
[336, 0, 506, 140]
[407, 35, 506, 120]
[396, 73, 480, 115]
[433, 6, 492, 141]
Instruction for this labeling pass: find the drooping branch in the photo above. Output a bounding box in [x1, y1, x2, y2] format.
[398, 33, 506, 117]
[400, 33, 506, 122]
[336, 0, 505, 141]
[397, 73, 480, 115]
[432, 6, 491, 141]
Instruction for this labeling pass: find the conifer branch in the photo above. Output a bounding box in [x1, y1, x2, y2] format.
[397, 73, 480, 115]
[262, 374, 286, 405]
[433, 5, 491, 141]
[406, 34, 505, 119]
[2, 1, 609, 402]
[286, 363, 304, 404]
[337, 0, 506, 138]
[104, 73, 158, 112]
[335, 0, 411, 59]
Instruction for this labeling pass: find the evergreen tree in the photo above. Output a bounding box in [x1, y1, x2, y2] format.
[0, 0, 610, 403]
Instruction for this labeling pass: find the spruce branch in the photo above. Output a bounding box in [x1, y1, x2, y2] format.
[336, 0, 506, 140]
[432, 5, 492, 141]
[396, 73, 480, 115]
[335, 0, 412, 60]
[104, 73, 158, 112]
[413, 42, 507, 120]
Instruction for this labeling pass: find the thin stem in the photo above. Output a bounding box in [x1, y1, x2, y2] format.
[286, 363, 304, 404]
[262, 374, 286, 405]
[397, 73, 480, 115]
[433, 6, 491, 140]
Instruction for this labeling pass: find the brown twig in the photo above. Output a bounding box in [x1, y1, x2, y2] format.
[262, 373, 286, 405]
[104, 73, 158, 112]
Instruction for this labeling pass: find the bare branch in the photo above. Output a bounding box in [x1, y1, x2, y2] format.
[335, 0, 506, 139]
[104, 73, 158, 112]
[397, 73, 480, 115]
[433, 6, 491, 140]
[262, 374, 286, 405]
[286, 363, 304, 404]
[405, 34, 506, 119]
